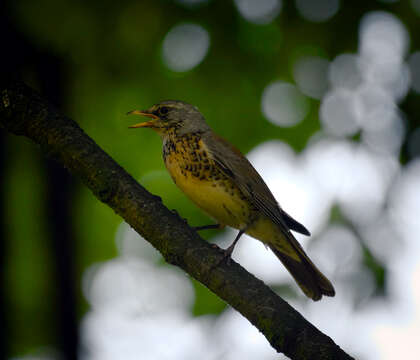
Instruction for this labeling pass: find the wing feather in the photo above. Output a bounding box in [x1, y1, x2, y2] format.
[203, 132, 310, 236]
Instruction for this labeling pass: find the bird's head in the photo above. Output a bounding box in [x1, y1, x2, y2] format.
[127, 100, 210, 137]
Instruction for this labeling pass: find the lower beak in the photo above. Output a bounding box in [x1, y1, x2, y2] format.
[127, 110, 159, 128]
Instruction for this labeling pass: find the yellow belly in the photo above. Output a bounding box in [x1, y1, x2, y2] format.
[165, 154, 250, 229]
[163, 136, 298, 259]
[170, 167, 299, 259]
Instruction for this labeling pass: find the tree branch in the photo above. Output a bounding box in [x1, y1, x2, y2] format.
[0, 80, 354, 360]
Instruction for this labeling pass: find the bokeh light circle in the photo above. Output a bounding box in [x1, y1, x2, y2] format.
[359, 11, 409, 67]
[362, 113, 405, 155]
[293, 56, 329, 99]
[295, 0, 340, 23]
[261, 81, 309, 127]
[320, 90, 359, 136]
[162, 23, 210, 72]
[329, 54, 363, 90]
[234, 0, 282, 24]
[355, 84, 396, 131]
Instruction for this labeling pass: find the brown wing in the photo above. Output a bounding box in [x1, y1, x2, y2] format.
[203, 132, 310, 236]
[204, 132, 335, 300]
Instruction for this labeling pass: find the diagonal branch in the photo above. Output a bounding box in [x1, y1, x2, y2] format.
[0, 80, 354, 360]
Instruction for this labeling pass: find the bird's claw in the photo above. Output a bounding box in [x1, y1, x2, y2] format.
[223, 246, 234, 265]
[211, 245, 234, 267]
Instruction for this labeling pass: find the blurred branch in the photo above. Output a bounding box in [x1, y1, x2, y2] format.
[0, 80, 354, 360]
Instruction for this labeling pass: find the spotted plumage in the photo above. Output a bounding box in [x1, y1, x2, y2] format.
[162, 128, 253, 229]
[128, 100, 335, 301]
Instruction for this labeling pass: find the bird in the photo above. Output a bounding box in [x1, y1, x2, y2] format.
[127, 100, 335, 301]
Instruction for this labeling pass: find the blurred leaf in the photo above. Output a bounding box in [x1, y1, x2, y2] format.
[191, 278, 227, 316]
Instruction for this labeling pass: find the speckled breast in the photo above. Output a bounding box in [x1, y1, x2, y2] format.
[162, 133, 252, 229]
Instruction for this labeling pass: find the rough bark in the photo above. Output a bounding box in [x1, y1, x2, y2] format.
[0, 80, 355, 360]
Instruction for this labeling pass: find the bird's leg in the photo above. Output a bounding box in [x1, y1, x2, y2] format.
[224, 229, 244, 257]
[194, 223, 224, 231]
[221, 227, 248, 265]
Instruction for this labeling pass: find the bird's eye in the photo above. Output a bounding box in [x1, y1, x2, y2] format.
[160, 106, 169, 115]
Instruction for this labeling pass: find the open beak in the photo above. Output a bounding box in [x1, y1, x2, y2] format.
[127, 110, 159, 128]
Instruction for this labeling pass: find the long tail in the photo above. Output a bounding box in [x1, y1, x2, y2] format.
[269, 235, 335, 301]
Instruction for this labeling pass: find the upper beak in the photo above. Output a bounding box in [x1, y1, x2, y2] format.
[127, 110, 159, 128]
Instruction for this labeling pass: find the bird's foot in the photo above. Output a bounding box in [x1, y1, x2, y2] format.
[211, 243, 235, 266]
[212, 228, 246, 267]
[222, 243, 235, 265]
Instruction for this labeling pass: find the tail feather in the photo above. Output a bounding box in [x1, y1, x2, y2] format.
[269, 238, 335, 301]
[281, 210, 311, 236]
